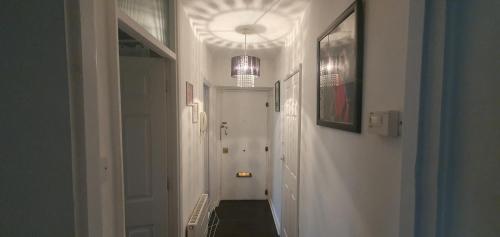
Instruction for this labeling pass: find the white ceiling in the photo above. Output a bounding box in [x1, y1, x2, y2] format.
[181, 0, 310, 49]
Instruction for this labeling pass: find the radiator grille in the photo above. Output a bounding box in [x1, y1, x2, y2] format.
[187, 194, 209, 237]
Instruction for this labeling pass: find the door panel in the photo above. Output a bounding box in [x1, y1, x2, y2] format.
[123, 116, 152, 199]
[221, 90, 269, 200]
[128, 226, 154, 237]
[282, 72, 300, 237]
[120, 57, 168, 237]
[415, 1, 500, 236]
[440, 1, 500, 236]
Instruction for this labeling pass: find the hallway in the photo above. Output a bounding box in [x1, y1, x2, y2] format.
[2, 0, 500, 237]
[211, 201, 278, 237]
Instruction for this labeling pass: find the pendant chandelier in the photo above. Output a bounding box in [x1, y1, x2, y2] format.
[231, 34, 261, 87]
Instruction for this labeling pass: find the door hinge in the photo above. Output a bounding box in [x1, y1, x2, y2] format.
[266, 102, 269, 107]
[166, 178, 170, 191]
[265, 189, 268, 196]
[265, 146, 269, 152]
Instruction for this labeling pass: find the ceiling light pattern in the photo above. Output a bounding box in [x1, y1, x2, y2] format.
[182, 0, 309, 49]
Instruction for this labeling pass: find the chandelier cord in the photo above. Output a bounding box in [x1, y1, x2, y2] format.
[252, 0, 281, 25]
[244, 34, 247, 56]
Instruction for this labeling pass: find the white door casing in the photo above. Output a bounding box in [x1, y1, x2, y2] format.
[221, 90, 269, 200]
[203, 85, 210, 195]
[281, 68, 301, 237]
[120, 57, 168, 237]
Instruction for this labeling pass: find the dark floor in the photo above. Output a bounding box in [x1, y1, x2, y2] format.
[210, 200, 279, 237]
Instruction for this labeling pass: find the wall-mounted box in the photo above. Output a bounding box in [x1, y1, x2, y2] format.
[367, 111, 400, 137]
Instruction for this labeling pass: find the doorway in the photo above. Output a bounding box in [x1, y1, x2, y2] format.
[119, 31, 170, 237]
[281, 67, 301, 237]
[220, 89, 270, 200]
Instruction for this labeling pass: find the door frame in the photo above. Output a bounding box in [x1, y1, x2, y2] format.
[398, 0, 427, 237]
[411, 1, 473, 237]
[205, 80, 224, 211]
[203, 80, 211, 196]
[77, 0, 181, 236]
[78, 0, 125, 236]
[397, 0, 469, 236]
[280, 64, 302, 237]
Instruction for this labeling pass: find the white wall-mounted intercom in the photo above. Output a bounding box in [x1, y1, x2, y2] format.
[200, 111, 208, 134]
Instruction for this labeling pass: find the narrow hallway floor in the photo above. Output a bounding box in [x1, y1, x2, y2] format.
[210, 200, 279, 237]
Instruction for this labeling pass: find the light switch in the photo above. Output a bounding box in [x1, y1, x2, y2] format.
[367, 111, 400, 137]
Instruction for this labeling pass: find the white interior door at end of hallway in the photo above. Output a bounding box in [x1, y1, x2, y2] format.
[120, 57, 168, 237]
[221, 90, 269, 200]
[281, 71, 301, 237]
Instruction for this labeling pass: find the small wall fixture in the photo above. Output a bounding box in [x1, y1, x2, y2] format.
[367, 111, 401, 137]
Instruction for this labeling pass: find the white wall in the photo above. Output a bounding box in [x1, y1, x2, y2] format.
[267, 88, 282, 231]
[0, 1, 77, 235]
[207, 86, 221, 210]
[266, 62, 283, 230]
[272, 0, 410, 236]
[210, 88, 224, 208]
[178, 6, 214, 229]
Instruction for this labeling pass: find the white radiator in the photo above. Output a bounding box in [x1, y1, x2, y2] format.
[186, 194, 209, 237]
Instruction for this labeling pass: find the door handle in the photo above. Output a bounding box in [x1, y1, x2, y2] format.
[220, 122, 228, 140]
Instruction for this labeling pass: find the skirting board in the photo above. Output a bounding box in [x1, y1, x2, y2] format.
[268, 199, 281, 235]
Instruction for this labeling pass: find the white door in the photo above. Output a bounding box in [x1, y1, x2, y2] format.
[281, 71, 301, 237]
[120, 57, 168, 237]
[221, 90, 269, 200]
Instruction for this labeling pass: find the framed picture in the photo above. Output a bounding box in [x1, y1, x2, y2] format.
[275, 81, 280, 112]
[186, 81, 193, 106]
[317, 1, 364, 133]
[192, 103, 199, 123]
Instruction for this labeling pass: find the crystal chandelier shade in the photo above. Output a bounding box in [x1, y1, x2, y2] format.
[230, 33, 261, 87]
[231, 55, 260, 87]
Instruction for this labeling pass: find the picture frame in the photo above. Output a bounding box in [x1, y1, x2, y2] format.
[317, 1, 364, 133]
[275, 80, 280, 112]
[191, 102, 199, 123]
[186, 81, 193, 106]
